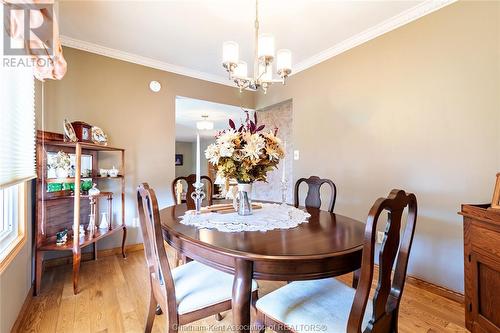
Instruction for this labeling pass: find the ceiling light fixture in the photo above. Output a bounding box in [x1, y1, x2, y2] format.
[222, 0, 292, 94]
[196, 115, 214, 130]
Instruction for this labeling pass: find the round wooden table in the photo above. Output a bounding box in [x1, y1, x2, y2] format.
[160, 203, 366, 333]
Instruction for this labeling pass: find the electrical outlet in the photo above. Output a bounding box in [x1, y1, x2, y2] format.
[293, 150, 300, 160]
[377, 231, 385, 244]
[132, 217, 139, 227]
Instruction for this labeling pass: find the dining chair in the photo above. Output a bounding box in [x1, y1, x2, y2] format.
[256, 189, 417, 333]
[137, 183, 259, 333]
[294, 176, 337, 212]
[171, 174, 214, 209]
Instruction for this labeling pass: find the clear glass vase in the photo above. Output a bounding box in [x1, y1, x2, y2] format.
[235, 183, 253, 216]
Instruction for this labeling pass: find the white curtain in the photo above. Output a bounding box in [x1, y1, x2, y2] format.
[0, 65, 36, 188]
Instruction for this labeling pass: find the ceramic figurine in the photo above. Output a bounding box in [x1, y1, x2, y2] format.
[108, 166, 119, 177]
[88, 183, 100, 196]
[69, 165, 76, 177]
[56, 229, 68, 246]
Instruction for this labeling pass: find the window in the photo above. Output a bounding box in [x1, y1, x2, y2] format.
[0, 53, 35, 272]
[0, 185, 19, 236]
[0, 183, 27, 272]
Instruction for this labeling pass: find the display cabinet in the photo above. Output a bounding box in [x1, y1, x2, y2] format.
[35, 131, 127, 295]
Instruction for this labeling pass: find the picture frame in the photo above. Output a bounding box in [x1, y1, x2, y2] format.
[491, 173, 500, 210]
[175, 154, 183, 166]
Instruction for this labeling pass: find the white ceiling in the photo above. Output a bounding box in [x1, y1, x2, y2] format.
[58, 1, 454, 86]
[175, 96, 253, 142]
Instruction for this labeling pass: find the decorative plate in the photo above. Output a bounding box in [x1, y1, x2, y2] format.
[91, 126, 108, 145]
[63, 119, 77, 142]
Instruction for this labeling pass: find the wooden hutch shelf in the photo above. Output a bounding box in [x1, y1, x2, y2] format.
[44, 175, 124, 183]
[35, 131, 127, 296]
[40, 140, 125, 151]
[39, 225, 125, 251]
[43, 191, 114, 201]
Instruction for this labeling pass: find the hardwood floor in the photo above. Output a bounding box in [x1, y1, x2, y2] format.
[15, 248, 468, 333]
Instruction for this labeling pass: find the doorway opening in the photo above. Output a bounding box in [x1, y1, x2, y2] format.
[174, 96, 293, 203]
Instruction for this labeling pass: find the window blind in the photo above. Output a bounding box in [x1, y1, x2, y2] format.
[0, 65, 36, 189]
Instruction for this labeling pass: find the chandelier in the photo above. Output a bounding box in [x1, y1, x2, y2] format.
[222, 0, 292, 93]
[196, 115, 214, 130]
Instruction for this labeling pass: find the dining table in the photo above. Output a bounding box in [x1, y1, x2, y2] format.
[160, 201, 366, 333]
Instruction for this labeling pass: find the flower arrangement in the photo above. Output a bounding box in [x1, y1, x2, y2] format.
[47, 151, 71, 179]
[205, 111, 285, 183]
[49, 151, 71, 171]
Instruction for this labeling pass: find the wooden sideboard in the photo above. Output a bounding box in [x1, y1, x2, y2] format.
[460, 204, 500, 333]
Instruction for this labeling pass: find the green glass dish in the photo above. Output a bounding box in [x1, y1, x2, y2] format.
[47, 183, 63, 192]
[81, 180, 92, 192]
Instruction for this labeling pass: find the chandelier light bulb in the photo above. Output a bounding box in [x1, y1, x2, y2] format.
[258, 33, 275, 60]
[222, 41, 239, 65]
[276, 49, 292, 72]
[233, 61, 248, 78]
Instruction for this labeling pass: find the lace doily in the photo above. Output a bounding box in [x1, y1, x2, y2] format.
[179, 203, 311, 232]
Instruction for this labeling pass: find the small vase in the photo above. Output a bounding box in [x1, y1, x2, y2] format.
[235, 183, 253, 216]
[100, 212, 109, 229]
[88, 214, 97, 237]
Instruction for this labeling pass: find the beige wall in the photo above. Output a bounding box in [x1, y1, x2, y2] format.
[40, 47, 254, 248]
[256, 1, 500, 293]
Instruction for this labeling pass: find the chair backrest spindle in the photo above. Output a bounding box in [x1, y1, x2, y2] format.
[347, 189, 418, 333]
[294, 176, 337, 212]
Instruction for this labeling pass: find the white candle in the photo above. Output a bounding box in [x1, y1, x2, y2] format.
[281, 141, 287, 182]
[196, 132, 201, 185]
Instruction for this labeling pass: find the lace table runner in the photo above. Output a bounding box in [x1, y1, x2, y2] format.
[179, 203, 311, 232]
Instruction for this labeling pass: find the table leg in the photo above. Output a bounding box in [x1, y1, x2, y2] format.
[232, 258, 253, 333]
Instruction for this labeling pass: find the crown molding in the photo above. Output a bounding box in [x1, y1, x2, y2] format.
[60, 35, 234, 87]
[60, 0, 456, 85]
[292, 0, 457, 75]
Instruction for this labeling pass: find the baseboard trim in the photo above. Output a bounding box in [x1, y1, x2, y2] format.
[10, 285, 34, 333]
[43, 243, 144, 269]
[371, 264, 464, 304]
[42, 243, 464, 304]
[405, 274, 464, 304]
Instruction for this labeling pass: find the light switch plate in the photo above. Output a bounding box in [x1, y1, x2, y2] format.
[293, 150, 300, 160]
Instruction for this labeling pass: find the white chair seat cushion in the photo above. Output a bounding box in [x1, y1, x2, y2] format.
[256, 278, 372, 333]
[172, 261, 258, 315]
